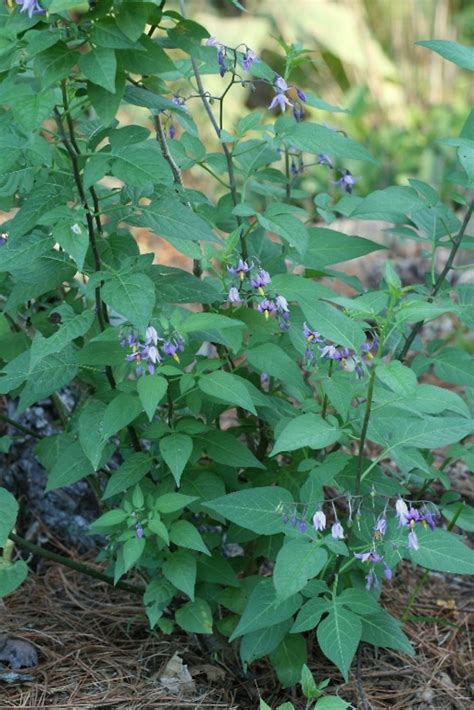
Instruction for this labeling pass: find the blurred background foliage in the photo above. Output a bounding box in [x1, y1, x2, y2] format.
[182, 0, 473, 196]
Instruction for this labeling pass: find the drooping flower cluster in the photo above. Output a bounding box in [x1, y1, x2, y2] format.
[312, 506, 345, 541]
[396, 498, 438, 551]
[226, 259, 290, 330]
[121, 326, 185, 376]
[303, 322, 378, 376]
[16, 0, 45, 18]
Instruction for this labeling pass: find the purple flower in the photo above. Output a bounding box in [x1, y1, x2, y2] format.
[299, 520, 307, 534]
[318, 154, 333, 168]
[260, 372, 270, 389]
[16, 0, 45, 18]
[228, 286, 242, 305]
[169, 125, 176, 140]
[408, 530, 419, 551]
[146, 326, 159, 346]
[136, 524, 144, 539]
[290, 159, 298, 174]
[172, 96, 185, 106]
[320, 344, 343, 361]
[206, 37, 219, 47]
[293, 105, 304, 122]
[331, 521, 344, 540]
[303, 322, 323, 343]
[421, 509, 437, 530]
[275, 76, 288, 92]
[395, 498, 409, 526]
[163, 340, 181, 363]
[275, 295, 289, 314]
[373, 517, 387, 539]
[269, 93, 292, 113]
[405, 507, 421, 528]
[383, 564, 393, 581]
[249, 268, 271, 293]
[334, 169, 357, 194]
[227, 259, 251, 280]
[366, 568, 376, 590]
[312, 510, 326, 532]
[257, 298, 276, 320]
[218, 47, 226, 77]
[296, 88, 307, 102]
[242, 48, 258, 71]
[354, 550, 382, 564]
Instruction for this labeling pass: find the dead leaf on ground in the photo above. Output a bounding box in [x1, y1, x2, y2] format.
[158, 652, 196, 695]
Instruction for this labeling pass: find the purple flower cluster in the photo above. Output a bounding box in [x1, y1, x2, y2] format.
[396, 498, 438, 552]
[303, 322, 378, 376]
[121, 326, 185, 376]
[16, 0, 45, 18]
[226, 259, 290, 330]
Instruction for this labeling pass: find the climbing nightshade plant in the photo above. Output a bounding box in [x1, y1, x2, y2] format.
[0, 0, 473, 693]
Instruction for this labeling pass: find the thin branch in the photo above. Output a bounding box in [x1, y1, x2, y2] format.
[9, 532, 144, 596]
[397, 199, 474, 361]
[0, 413, 41, 439]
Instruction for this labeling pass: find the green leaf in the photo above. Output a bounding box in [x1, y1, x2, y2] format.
[291, 598, 330, 633]
[88, 73, 125, 125]
[137, 374, 167, 421]
[246, 343, 306, 396]
[416, 40, 474, 71]
[0, 560, 28, 598]
[16, 347, 78, 415]
[34, 43, 77, 88]
[409, 528, 474, 574]
[110, 143, 173, 188]
[303, 228, 384, 269]
[368, 413, 474, 451]
[90, 508, 128, 530]
[79, 399, 107, 470]
[79, 47, 117, 93]
[272, 414, 341, 455]
[204, 487, 291, 535]
[102, 272, 155, 332]
[336, 589, 381, 616]
[257, 213, 308, 255]
[315, 697, 350, 710]
[175, 598, 213, 634]
[273, 540, 328, 600]
[0, 488, 18, 547]
[433, 349, 474, 388]
[103, 393, 142, 439]
[169, 520, 210, 555]
[360, 609, 414, 656]
[0, 232, 53, 272]
[155, 493, 198, 514]
[198, 371, 257, 415]
[122, 536, 145, 573]
[230, 579, 301, 640]
[138, 198, 219, 244]
[291, 122, 375, 163]
[197, 554, 240, 587]
[159, 433, 193, 486]
[240, 620, 293, 666]
[47, 440, 94, 491]
[302, 301, 366, 352]
[163, 551, 196, 600]
[376, 361, 417, 396]
[116, 0, 148, 41]
[102, 453, 152, 500]
[269, 633, 307, 688]
[49, 0, 86, 10]
[196, 431, 265, 470]
[317, 606, 361, 681]
[91, 17, 146, 50]
[29, 310, 94, 369]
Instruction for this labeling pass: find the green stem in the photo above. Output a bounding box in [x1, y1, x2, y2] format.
[397, 198, 474, 362]
[179, 0, 248, 261]
[0, 412, 42, 439]
[8, 532, 144, 596]
[355, 368, 376, 497]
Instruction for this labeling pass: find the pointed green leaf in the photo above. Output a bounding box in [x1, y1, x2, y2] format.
[175, 598, 213, 634]
[169, 520, 210, 555]
[102, 272, 155, 332]
[102, 453, 152, 500]
[137, 374, 167, 421]
[273, 539, 328, 600]
[198, 371, 257, 415]
[272, 414, 341, 455]
[79, 47, 117, 93]
[204, 487, 292, 535]
[230, 579, 301, 640]
[0, 488, 18, 547]
[317, 606, 361, 681]
[409, 528, 474, 574]
[269, 633, 307, 688]
[162, 551, 196, 600]
[159, 433, 193, 486]
[360, 609, 414, 656]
